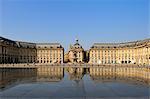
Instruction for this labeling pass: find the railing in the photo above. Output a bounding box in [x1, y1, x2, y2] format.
[0, 63, 150, 68]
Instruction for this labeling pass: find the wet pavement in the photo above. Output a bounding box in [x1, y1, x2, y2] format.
[0, 67, 149, 99]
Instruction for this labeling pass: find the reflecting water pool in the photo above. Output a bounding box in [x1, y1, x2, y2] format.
[0, 66, 150, 99]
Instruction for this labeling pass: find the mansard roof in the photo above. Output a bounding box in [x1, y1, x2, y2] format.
[0, 36, 64, 49]
[36, 43, 63, 49]
[16, 41, 36, 48]
[0, 36, 18, 47]
[91, 38, 150, 48]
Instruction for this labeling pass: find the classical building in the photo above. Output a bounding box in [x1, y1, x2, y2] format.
[16, 41, 37, 63]
[36, 43, 64, 64]
[89, 39, 150, 65]
[0, 37, 18, 63]
[0, 36, 150, 65]
[68, 39, 85, 63]
[64, 52, 69, 63]
[84, 50, 89, 63]
[0, 36, 64, 64]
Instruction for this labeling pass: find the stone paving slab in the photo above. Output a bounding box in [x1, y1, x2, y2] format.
[0, 97, 149, 99]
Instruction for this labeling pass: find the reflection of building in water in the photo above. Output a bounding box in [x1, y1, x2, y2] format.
[67, 67, 84, 80]
[69, 73, 83, 81]
[67, 67, 86, 96]
[68, 39, 85, 63]
[90, 67, 150, 85]
[0, 68, 37, 89]
[0, 67, 64, 88]
[37, 67, 64, 82]
[89, 39, 150, 65]
[0, 66, 150, 90]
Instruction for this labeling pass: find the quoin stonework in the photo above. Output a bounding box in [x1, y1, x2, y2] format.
[0, 36, 150, 65]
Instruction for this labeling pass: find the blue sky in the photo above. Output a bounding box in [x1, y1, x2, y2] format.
[0, 0, 149, 51]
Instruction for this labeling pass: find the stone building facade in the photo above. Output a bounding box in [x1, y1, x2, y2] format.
[0, 37, 18, 63]
[36, 43, 64, 64]
[0, 37, 64, 64]
[89, 39, 150, 65]
[16, 41, 37, 63]
[0, 36, 150, 65]
[64, 52, 69, 63]
[68, 39, 84, 63]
